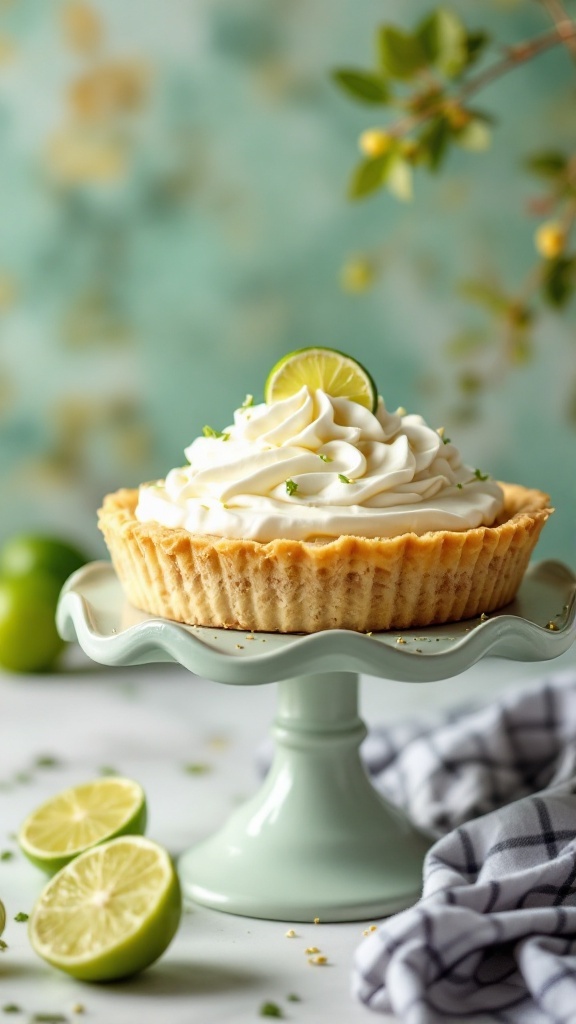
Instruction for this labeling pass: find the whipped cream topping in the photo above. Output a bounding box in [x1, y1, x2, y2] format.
[136, 387, 504, 542]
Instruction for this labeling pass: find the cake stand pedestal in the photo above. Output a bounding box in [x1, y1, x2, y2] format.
[57, 560, 576, 923]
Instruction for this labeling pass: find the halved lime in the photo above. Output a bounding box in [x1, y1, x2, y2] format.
[19, 777, 147, 875]
[29, 835, 182, 981]
[264, 346, 378, 412]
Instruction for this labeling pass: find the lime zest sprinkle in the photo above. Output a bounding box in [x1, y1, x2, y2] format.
[285, 479, 299, 496]
[443, 437, 451, 445]
[183, 762, 211, 775]
[2, 1006, 21, 1014]
[0, 851, 14, 861]
[34, 755, 60, 768]
[0, 940, 8, 951]
[338, 473, 352, 484]
[31, 1015, 69, 1023]
[259, 1002, 284, 1018]
[318, 453, 332, 462]
[203, 425, 230, 441]
[241, 394, 254, 409]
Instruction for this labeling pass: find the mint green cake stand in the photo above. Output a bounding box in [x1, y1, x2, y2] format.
[57, 560, 576, 923]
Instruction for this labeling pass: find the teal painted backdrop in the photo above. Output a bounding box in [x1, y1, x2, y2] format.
[0, 0, 574, 564]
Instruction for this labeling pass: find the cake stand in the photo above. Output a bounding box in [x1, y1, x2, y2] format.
[57, 560, 576, 923]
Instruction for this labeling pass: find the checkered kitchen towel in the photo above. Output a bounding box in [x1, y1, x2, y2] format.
[353, 671, 576, 1023]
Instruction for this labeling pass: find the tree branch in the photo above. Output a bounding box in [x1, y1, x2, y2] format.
[540, 0, 576, 61]
[389, 21, 576, 138]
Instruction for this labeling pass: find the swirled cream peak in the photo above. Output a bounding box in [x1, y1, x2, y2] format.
[135, 387, 504, 541]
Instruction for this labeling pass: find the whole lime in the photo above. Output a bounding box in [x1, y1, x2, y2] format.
[0, 535, 88, 589]
[0, 573, 65, 673]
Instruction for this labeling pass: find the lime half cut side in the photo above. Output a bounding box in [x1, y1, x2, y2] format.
[264, 346, 378, 412]
[19, 777, 147, 875]
[29, 835, 182, 981]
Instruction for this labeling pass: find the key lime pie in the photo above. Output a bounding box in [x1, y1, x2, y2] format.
[99, 348, 552, 632]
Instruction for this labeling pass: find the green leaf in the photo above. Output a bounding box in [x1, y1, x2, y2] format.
[348, 152, 394, 199]
[378, 26, 427, 79]
[455, 119, 491, 151]
[458, 279, 509, 312]
[417, 8, 467, 77]
[444, 329, 489, 357]
[464, 29, 491, 67]
[542, 256, 576, 308]
[387, 155, 413, 201]
[525, 151, 568, 179]
[418, 117, 451, 171]
[332, 68, 390, 104]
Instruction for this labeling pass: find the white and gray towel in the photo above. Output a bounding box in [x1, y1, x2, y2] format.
[353, 671, 576, 1024]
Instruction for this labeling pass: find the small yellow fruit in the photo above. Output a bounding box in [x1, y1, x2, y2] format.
[535, 221, 565, 260]
[358, 129, 393, 159]
[443, 101, 471, 130]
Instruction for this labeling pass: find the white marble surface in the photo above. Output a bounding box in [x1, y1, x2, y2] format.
[1, 640, 576, 1024]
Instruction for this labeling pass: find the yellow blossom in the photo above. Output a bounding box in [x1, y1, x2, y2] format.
[61, 2, 103, 54]
[340, 257, 375, 293]
[535, 221, 566, 260]
[46, 128, 127, 185]
[69, 61, 149, 122]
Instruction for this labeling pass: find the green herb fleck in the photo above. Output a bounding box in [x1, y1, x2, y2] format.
[474, 468, 489, 481]
[318, 453, 332, 463]
[338, 473, 352, 484]
[0, 851, 14, 861]
[442, 436, 451, 445]
[0, 940, 8, 951]
[259, 1003, 283, 1019]
[287, 993, 301, 1002]
[183, 763, 211, 775]
[99, 766, 119, 776]
[31, 1016, 69, 1023]
[203, 425, 230, 440]
[241, 394, 254, 409]
[285, 479, 298, 496]
[457, 483, 463, 490]
[34, 755, 60, 769]
[14, 912, 28, 923]
[14, 773, 31, 784]
[2, 1006, 21, 1014]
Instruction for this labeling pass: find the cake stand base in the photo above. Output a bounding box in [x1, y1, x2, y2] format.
[57, 561, 576, 923]
[179, 672, 430, 922]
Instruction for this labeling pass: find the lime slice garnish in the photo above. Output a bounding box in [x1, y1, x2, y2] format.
[264, 346, 378, 412]
[18, 777, 147, 875]
[29, 835, 182, 981]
